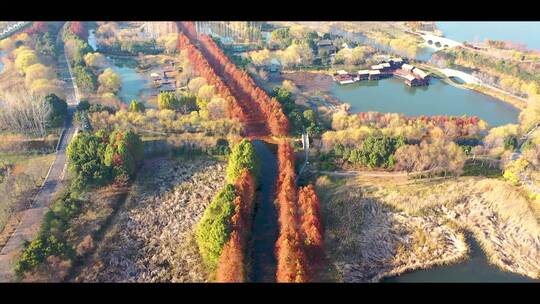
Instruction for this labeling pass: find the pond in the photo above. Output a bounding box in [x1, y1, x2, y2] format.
[330, 77, 520, 127]
[108, 56, 153, 104]
[384, 234, 540, 282]
[436, 22, 540, 51]
[88, 29, 97, 51]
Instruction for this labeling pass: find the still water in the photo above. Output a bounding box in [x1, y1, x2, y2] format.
[88, 29, 98, 51]
[250, 140, 279, 282]
[108, 56, 152, 104]
[331, 77, 519, 127]
[436, 22, 540, 51]
[384, 234, 540, 282]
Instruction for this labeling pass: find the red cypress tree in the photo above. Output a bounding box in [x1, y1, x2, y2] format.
[70, 21, 88, 41]
[215, 231, 244, 282]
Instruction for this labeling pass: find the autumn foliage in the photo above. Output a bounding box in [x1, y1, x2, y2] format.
[298, 185, 324, 254]
[274, 141, 305, 282]
[26, 22, 49, 35]
[70, 21, 88, 41]
[177, 22, 289, 137]
[215, 170, 256, 282]
[273, 141, 325, 282]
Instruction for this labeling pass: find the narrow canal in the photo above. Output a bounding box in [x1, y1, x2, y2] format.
[249, 140, 279, 282]
[384, 234, 540, 282]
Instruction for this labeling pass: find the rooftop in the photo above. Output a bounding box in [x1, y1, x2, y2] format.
[413, 67, 429, 79]
[402, 63, 415, 71]
[317, 39, 333, 46]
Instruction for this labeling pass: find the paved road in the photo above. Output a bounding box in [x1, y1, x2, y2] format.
[0, 25, 79, 282]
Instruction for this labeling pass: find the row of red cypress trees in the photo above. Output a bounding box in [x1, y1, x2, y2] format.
[275, 141, 323, 282]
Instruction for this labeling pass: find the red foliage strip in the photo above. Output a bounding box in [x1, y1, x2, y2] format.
[177, 31, 252, 128]
[70, 21, 88, 41]
[216, 231, 244, 282]
[298, 185, 323, 252]
[26, 22, 48, 35]
[177, 22, 289, 137]
[216, 170, 256, 282]
[274, 141, 308, 282]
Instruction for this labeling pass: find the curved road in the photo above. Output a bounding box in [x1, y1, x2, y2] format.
[0, 24, 80, 282]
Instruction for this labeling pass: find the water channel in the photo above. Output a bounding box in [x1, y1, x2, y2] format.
[249, 140, 279, 282]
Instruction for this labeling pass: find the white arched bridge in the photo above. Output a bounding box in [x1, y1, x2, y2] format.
[437, 68, 481, 84]
[418, 32, 463, 49]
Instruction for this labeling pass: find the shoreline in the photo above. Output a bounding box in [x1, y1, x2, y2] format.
[283, 69, 524, 119]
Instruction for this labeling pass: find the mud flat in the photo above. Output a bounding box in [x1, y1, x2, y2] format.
[76, 158, 226, 282]
[281, 71, 334, 93]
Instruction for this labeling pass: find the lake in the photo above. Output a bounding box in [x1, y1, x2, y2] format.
[436, 22, 540, 51]
[108, 56, 152, 104]
[384, 234, 540, 282]
[330, 77, 520, 127]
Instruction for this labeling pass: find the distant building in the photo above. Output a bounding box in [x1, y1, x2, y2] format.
[412, 67, 429, 80]
[402, 63, 415, 72]
[357, 70, 370, 81]
[317, 39, 333, 47]
[389, 57, 404, 68]
[317, 39, 337, 57]
[369, 70, 381, 80]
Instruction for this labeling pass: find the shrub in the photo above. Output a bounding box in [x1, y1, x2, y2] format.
[45, 94, 68, 128]
[503, 158, 529, 185]
[349, 135, 405, 168]
[15, 192, 78, 277]
[195, 184, 236, 271]
[225, 139, 260, 184]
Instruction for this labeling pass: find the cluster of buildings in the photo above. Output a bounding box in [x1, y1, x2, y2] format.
[150, 62, 178, 95]
[332, 58, 430, 87]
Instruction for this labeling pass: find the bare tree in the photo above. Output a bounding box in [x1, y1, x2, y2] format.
[0, 91, 52, 138]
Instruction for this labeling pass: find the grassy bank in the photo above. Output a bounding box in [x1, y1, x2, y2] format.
[0, 153, 55, 236]
[315, 173, 540, 281]
[464, 83, 527, 111]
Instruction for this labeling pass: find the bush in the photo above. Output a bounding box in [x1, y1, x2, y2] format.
[45, 94, 68, 128]
[226, 139, 260, 184]
[504, 135, 518, 151]
[15, 192, 78, 277]
[72, 64, 97, 93]
[503, 158, 529, 185]
[348, 135, 405, 168]
[195, 184, 236, 270]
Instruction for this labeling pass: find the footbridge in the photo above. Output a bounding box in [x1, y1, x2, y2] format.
[437, 68, 481, 84]
[418, 32, 462, 49]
